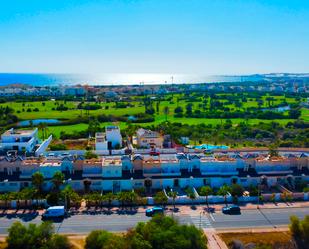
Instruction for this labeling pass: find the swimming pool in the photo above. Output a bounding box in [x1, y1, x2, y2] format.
[194, 144, 229, 150]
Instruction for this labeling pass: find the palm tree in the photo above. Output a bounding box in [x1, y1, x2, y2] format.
[32, 171, 44, 195]
[20, 188, 35, 208]
[163, 106, 169, 122]
[168, 190, 178, 210]
[127, 191, 138, 206]
[154, 191, 168, 206]
[102, 192, 115, 208]
[10, 192, 21, 209]
[200, 186, 213, 208]
[52, 171, 65, 192]
[38, 122, 48, 140]
[0, 193, 11, 209]
[218, 185, 231, 206]
[188, 192, 196, 205]
[117, 192, 127, 207]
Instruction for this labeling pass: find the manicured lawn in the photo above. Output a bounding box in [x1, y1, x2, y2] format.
[1, 95, 302, 122]
[1, 95, 306, 140]
[301, 108, 309, 122]
[45, 122, 128, 138]
[46, 123, 89, 138]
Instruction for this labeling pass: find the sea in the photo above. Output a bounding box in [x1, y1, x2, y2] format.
[0, 73, 264, 87]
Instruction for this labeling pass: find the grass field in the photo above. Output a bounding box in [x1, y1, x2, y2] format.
[0, 94, 303, 121]
[219, 231, 294, 248]
[2, 94, 307, 139]
[43, 117, 296, 139]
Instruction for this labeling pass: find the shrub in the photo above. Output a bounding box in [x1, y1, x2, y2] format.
[49, 143, 67, 151]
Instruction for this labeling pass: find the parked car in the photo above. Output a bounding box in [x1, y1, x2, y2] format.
[42, 206, 66, 219]
[145, 207, 164, 217]
[222, 205, 241, 215]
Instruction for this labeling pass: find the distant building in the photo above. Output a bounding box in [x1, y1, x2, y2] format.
[63, 87, 85, 96]
[0, 128, 39, 153]
[136, 128, 163, 148]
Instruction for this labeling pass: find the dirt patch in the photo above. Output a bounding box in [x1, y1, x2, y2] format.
[219, 231, 296, 249]
[0, 241, 6, 249]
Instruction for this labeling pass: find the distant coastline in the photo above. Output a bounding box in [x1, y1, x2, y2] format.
[0, 73, 308, 87]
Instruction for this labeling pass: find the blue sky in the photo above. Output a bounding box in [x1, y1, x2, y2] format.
[0, 0, 308, 74]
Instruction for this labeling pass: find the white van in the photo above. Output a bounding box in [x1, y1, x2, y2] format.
[42, 206, 65, 219]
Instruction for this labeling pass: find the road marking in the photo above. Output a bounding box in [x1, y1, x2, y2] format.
[209, 213, 215, 221]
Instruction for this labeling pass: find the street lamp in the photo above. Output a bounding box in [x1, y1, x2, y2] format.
[257, 183, 261, 209]
[199, 211, 205, 229]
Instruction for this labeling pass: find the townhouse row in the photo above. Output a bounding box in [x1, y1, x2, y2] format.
[0, 153, 308, 193]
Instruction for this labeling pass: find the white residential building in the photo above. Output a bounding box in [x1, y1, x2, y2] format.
[95, 132, 108, 151]
[95, 126, 122, 150]
[105, 126, 122, 148]
[0, 128, 39, 153]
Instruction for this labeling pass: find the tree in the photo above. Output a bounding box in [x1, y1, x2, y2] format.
[163, 106, 169, 122]
[32, 171, 44, 195]
[230, 184, 244, 197]
[154, 191, 168, 206]
[289, 215, 309, 249]
[186, 103, 193, 115]
[131, 215, 208, 249]
[174, 106, 183, 114]
[200, 186, 213, 208]
[188, 191, 196, 205]
[20, 187, 36, 208]
[52, 171, 65, 192]
[127, 191, 138, 206]
[102, 192, 115, 208]
[85, 151, 98, 159]
[218, 185, 231, 206]
[88, 118, 101, 136]
[49, 234, 71, 249]
[117, 192, 127, 206]
[6, 221, 71, 249]
[61, 185, 81, 209]
[168, 190, 178, 210]
[0, 193, 11, 209]
[38, 122, 49, 140]
[85, 230, 123, 249]
[268, 144, 278, 157]
[289, 108, 301, 119]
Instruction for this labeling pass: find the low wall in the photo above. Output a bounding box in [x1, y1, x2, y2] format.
[35, 135, 53, 156]
[0, 199, 47, 209]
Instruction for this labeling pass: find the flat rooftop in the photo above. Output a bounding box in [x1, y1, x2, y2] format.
[103, 156, 122, 166]
[3, 128, 36, 136]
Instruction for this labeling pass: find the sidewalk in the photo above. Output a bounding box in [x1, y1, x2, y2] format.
[0, 201, 308, 216]
[173, 201, 309, 215]
[205, 229, 228, 249]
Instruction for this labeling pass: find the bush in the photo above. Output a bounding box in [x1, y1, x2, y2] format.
[289, 215, 309, 249]
[85, 151, 98, 159]
[49, 143, 67, 151]
[85, 230, 124, 249]
[230, 184, 244, 197]
[6, 221, 71, 249]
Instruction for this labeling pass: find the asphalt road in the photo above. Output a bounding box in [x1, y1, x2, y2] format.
[0, 207, 308, 234]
